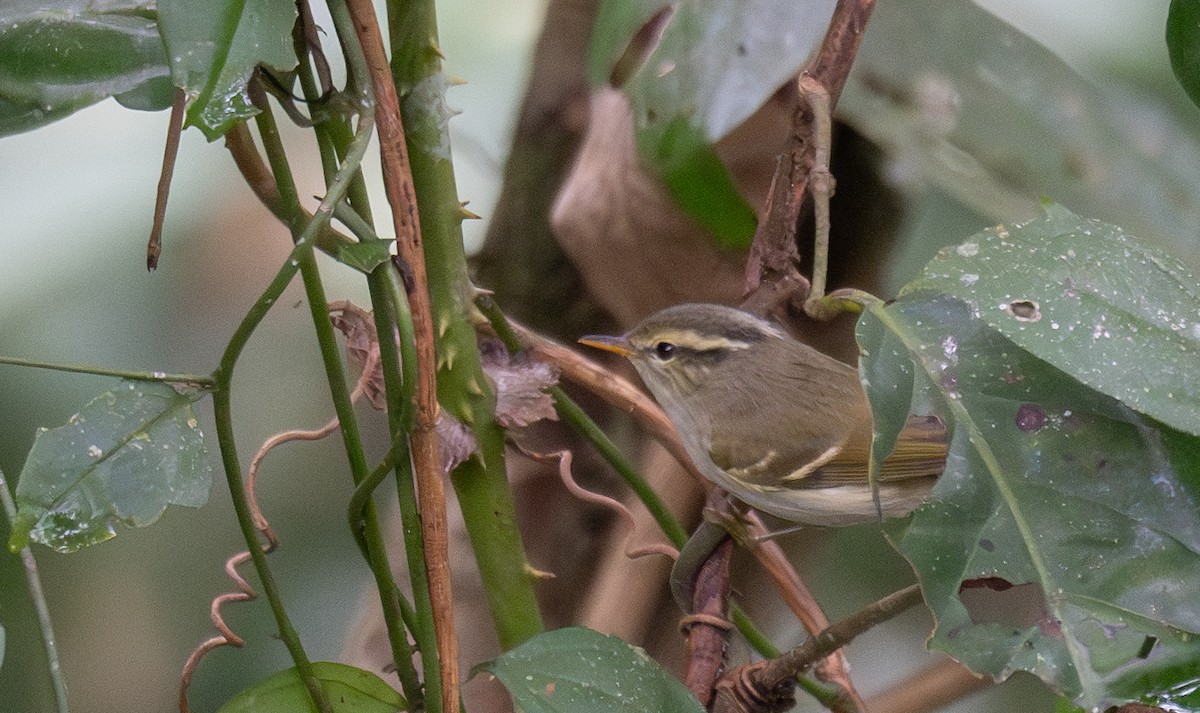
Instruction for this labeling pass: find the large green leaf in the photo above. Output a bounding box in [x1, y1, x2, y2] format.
[904, 204, 1200, 437]
[474, 627, 705, 713]
[587, 0, 837, 250]
[8, 381, 212, 553]
[157, 0, 297, 140]
[1168, 0, 1200, 110]
[216, 662, 405, 713]
[842, 0, 1200, 256]
[0, 0, 172, 136]
[858, 296, 1200, 710]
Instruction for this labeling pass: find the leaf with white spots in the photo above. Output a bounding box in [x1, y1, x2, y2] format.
[473, 627, 704, 713]
[904, 203, 1200, 436]
[858, 295, 1200, 711]
[8, 381, 212, 553]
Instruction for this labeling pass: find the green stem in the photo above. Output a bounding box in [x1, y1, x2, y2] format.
[256, 80, 427, 704]
[0, 356, 213, 388]
[211, 387, 331, 713]
[0, 469, 70, 713]
[374, 267, 440, 706]
[387, 0, 544, 650]
[203, 93, 377, 713]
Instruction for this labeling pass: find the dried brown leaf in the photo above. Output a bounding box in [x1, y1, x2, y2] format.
[330, 301, 388, 409]
[480, 339, 560, 428]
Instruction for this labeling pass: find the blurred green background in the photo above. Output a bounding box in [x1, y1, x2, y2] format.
[0, 1, 1189, 712]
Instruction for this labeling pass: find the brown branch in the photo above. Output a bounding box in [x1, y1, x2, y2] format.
[682, 491, 735, 707]
[712, 585, 924, 713]
[743, 0, 877, 306]
[343, 3, 459, 712]
[739, 513, 866, 712]
[147, 87, 186, 271]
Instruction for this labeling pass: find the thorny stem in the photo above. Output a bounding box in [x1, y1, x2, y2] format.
[0, 469, 70, 713]
[291, 4, 426, 701]
[343, 2, 458, 711]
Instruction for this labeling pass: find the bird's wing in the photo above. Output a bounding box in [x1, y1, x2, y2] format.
[799, 415, 948, 487]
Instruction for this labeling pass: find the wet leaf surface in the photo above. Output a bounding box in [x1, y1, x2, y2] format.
[157, 0, 297, 139]
[906, 204, 1200, 437]
[859, 295, 1200, 710]
[0, 0, 171, 136]
[9, 381, 212, 553]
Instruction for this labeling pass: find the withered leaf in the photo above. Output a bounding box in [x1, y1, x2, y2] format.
[329, 301, 388, 409]
[480, 339, 560, 428]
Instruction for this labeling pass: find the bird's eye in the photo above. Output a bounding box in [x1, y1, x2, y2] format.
[654, 342, 676, 360]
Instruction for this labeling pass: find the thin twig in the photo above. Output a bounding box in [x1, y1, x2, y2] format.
[343, 2, 459, 711]
[147, 87, 186, 271]
[0, 470, 70, 713]
[682, 491, 735, 708]
[0, 355, 213, 388]
[743, 0, 877, 308]
[739, 513, 865, 712]
[712, 584, 924, 713]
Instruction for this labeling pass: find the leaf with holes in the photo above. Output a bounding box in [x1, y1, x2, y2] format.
[859, 295, 1200, 710]
[8, 381, 212, 553]
[905, 203, 1200, 437]
[474, 627, 704, 713]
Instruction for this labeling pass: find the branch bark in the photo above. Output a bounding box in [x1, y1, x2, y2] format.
[344, 3, 459, 712]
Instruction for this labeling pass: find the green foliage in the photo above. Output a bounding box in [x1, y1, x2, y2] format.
[157, 0, 298, 139]
[475, 627, 705, 713]
[0, 0, 173, 136]
[8, 381, 212, 553]
[1168, 0, 1200, 110]
[587, 0, 838, 250]
[844, 0, 1200, 266]
[908, 203, 1200, 436]
[216, 662, 406, 713]
[858, 208, 1200, 709]
[335, 240, 398, 273]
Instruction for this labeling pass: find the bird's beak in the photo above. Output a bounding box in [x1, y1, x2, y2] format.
[578, 334, 635, 357]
